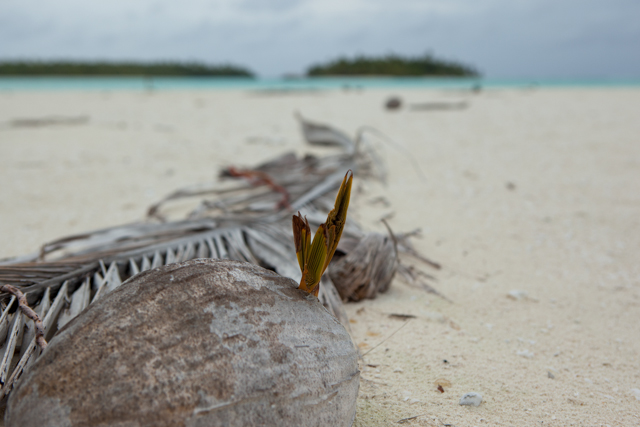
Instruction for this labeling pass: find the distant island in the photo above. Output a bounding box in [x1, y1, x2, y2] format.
[307, 53, 479, 77]
[0, 61, 254, 77]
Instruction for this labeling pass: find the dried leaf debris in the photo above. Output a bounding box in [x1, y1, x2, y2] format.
[0, 114, 441, 401]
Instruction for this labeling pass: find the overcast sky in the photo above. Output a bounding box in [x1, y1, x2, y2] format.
[1, 0, 639, 78]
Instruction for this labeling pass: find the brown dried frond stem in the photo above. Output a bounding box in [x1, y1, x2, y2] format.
[223, 166, 291, 210]
[0, 285, 47, 350]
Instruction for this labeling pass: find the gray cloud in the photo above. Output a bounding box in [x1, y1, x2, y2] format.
[0, 0, 638, 78]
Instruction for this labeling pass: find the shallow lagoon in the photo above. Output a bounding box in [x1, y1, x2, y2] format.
[1, 76, 638, 92]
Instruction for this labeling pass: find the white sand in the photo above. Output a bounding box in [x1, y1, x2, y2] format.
[1, 86, 639, 425]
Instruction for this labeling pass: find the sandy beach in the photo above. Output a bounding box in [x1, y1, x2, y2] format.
[1, 86, 639, 425]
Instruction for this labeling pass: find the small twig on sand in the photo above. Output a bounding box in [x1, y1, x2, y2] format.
[397, 414, 420, 423]
[362, 319, 411, 357]
[388, 313, 417, 320]
[0, 285, 47, 350]
[398, 414, 453, 426]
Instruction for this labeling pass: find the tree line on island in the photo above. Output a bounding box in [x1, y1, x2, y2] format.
[0, 61, 254, 77]
[0, 53, 478, 77]
[307, 53, 478, 77]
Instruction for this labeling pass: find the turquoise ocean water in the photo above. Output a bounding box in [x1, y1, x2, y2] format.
[0, 77, 638, 91]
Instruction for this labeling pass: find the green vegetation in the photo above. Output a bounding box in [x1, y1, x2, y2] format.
[307, 53, 479, 77]
[0, 61, 254, 77]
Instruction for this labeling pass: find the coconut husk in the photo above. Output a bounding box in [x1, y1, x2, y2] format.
[329, 232, 397, 301]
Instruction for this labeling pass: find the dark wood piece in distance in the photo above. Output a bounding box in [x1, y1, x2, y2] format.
[385, 96, 402, 110]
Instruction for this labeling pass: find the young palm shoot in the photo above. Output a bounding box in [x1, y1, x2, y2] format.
[293, 170, 353, 297]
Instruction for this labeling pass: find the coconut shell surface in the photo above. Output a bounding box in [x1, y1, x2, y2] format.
[6, 259, 359, 427]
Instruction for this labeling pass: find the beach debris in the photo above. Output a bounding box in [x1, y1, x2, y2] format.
[245, 135, 286, 146]
[221, 165, 292, 210]
[548, 371, 555, 379]
[385, 96, 402, 110]
[437, 385, 445, 393]
[331, 219, 444, 302]
[9, 115, 89, 128]
[435, 378, 452, 390]
[361, 319, 412, 357]
[632, 388, 640, 401]
[459, 392, 483, 406]
[329, 229, 397, 301]
[397, 414, 420, 424]
[296, 112, 354, 150]
[517, 349, 535, 359]
[0, 115, 442, 401]
[398, 414, 452, 425]
[294, 171, 353, 297]
[507, 290, 528, 301]
[410, 101, 467, 111]
[506, 181, 516, 191]
[0, 284, 47, 351]
[6, 259, 360, 427]
[388, 313, 417, 320]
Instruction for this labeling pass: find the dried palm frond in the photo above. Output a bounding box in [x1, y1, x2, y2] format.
[0, 114, 441, 401]
[296, 112, 354, 151]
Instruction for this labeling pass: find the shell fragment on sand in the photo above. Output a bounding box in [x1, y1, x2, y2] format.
[459, 392, 483, 407]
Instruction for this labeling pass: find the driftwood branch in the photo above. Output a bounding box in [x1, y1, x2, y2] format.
[0, 285, 47, 350]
